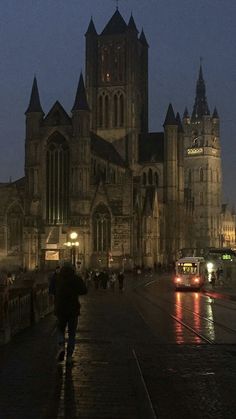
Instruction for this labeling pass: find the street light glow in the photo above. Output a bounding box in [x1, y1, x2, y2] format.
[70, 232, 78, 240]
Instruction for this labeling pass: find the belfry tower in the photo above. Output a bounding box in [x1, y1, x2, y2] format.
[183, 65, 222, 249]
[85, 10, 148, 170]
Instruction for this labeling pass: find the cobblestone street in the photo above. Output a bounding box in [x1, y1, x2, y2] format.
[1, 277, 236, 418]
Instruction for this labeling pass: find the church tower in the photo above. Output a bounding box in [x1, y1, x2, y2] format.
[183, 65, 222, 250]
[85, 10, 148, 169]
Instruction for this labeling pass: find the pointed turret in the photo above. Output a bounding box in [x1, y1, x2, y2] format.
[176, 112, 184, 133]
[139, 28, 149, 47]
[212, 107, 219, 119]
[128, 14, 138, 34]
[72, 73, 90, 112]
[163, 103, 177, 126]
[25, 76, 44, 114]
[191, 65, 210, 120]
[183, 107, 190, 119]
[101, 9, 127, 35]
[85, 17, 97, 36]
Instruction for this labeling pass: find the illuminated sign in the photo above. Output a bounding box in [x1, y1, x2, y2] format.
[222, 254, 232, 260]
[187, 148, 203, 155]
[45, 250, 59, 261]
[178, 263, 197, 267]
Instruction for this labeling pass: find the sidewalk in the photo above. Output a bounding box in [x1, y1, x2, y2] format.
[203, 278, 236, 301]
[0, 276, 156, 419]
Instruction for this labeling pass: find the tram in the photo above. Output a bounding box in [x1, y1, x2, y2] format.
[174, 257, 206, 291]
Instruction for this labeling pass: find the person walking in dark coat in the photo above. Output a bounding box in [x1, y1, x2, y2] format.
[49, 262, 87, 365]
[118, 271, 124, 291]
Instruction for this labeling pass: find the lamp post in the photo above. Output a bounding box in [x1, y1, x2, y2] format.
[64, 232, 79, 267]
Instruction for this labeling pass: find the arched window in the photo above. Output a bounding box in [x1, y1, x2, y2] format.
[200, 168, 204, 182]
[93, 205, 111, 252]
[148, 169, 153, 185]
[143, 172, 147, 185]
[154, 172, 159, 187]
[7, 204, 23, 253]
[119, 94, 124, 126]
[46, 132, 69, 224]
[98, 96, 103, 127]
[114, 95, 118, 127]
[105, 95, 109, 128]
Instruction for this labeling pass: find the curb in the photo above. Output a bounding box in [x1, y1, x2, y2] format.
[203, 288, 236, 302]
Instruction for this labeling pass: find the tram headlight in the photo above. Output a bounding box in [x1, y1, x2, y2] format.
[207, 262, 214, 273]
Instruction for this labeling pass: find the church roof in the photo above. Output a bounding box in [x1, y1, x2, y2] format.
[44, 101, 71, 126]
[72, 73, 90, 112]
[101, 9, 127, 35]
[25, 76, 44, 114]
[91, 132, 126, 167]
[139, 132, 164, 163]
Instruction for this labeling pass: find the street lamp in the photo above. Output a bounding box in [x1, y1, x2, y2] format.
[64, 232, 79, 267]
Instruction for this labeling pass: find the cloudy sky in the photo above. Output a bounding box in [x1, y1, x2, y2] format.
[0, 0, 235, 205]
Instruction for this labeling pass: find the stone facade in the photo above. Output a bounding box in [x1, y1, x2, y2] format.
[0, 10, 224, 271]
[221, 204, 236, 248]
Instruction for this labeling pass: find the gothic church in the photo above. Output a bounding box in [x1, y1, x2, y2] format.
[0, 9, 222, 271]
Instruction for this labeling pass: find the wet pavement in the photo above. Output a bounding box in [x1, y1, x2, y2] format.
[1, 274, 236, 418]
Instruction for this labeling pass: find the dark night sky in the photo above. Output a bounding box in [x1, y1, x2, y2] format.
[0, 0, 235, 205]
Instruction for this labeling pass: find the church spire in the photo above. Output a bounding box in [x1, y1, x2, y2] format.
[139, 28, 149, 47]
[128, 13, 138, 34]
[25, 76, 44, 114]
[176, 112, 184, 133]
[72, 73, 90, 112]
[85, 17, 97, 36]
[212, 107, 219, 119]
[163, 103, 177, 126]
[191, 64, 210, 120]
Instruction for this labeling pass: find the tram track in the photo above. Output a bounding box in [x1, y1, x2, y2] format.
[155, 292, 236, 336]
[134, 284, 236, 343]
[132, 348, 158, 419]
[134, 288, 214, 344]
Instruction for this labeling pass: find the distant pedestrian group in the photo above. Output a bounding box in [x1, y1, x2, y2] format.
[88, 269, 125, 292]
